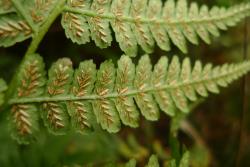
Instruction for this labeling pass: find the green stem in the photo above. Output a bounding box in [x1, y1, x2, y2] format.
[8, 62, 250, 105]
[25, 0, 66, 56]
[11, 0, 37, 32]
[169, 134, 181, 165]
[64, 4, 250, 26]
[4, 0, 66, 110]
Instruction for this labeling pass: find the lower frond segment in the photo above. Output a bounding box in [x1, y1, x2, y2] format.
[10, 104, 39, 144]
[8, 53, 250, 143]
[42, 102, 70, 134]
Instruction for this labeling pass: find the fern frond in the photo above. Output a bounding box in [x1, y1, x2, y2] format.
[135, 56, 159, 120]
[10, 54, 46, 144]
[26, 0, 61, 24]
[68, 60, 96, 133]
[42, 58, 74, 134]
[93, 60, 121, 132]
[0, 0, 61, 47]
[10, 54, 46, 143]
[116, 56, 139, 127]
[1, 0, 249, 53]
[0, 0, 34, 47]
[0, 14, 32, 47]
[8, 54, 250, 143]
[0, 0, 14, 15]
[0, 78, 7, 107]
[63, 0, 250, 56]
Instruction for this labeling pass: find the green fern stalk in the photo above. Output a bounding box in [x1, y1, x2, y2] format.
[10, 0, 38, 32]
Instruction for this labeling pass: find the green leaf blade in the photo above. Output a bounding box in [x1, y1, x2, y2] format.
[147, 0, 170, 52]
[134, 55, 159, 121]
[69, 60, 97, 133]
[146, 154, 159, 167]
[88, 0, 112, 48]
[93, 60, 121, 133]
[167, 56, 190, 113]
[11, 104, 40, 144]
[181, 58, 197, 101]
[111, 0, 138, 57]
[42, 58, 74, 135]
[179, 151, 190, 167]
[115, 55, 139, 127]
[10, 54, 46, 144]
[0, 15, 32, 47]
[153, 56, 175, 116]
[130, 0, 155, 53]
[63, 0, 250, 54]
[62, 0, 91, 45]
[7, 54, 250, 143]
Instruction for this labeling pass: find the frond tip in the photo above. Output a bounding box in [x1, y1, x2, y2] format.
[63, 0, 250, 56]
[8, 54, 250, 144]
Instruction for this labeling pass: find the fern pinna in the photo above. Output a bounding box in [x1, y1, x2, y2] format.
[8, 54, 250, 144]
[0, 0, 61, 47]
[0, 0, 250, 55]
[62, 0, 250, 56]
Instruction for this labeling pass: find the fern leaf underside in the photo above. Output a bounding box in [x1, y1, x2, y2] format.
[8, 53, 250, 144]
[10, 54, 46, 143]
[1, 0, 249, 53]
[0, 0, 60, 47]
[0, 14, 32, 47]
[62, 0, 250, 56]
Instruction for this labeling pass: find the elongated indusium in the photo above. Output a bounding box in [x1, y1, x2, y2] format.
[8, 53, 250, 144]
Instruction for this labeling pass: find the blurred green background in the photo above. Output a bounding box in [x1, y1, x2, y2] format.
[0, 0, 249, 166]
